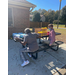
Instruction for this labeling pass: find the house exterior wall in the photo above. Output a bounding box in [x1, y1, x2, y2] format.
[8, 7, 30, 39]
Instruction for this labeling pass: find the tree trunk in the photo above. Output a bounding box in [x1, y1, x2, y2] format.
[57, 1, 61, 29]
[65, 23, 66, 27]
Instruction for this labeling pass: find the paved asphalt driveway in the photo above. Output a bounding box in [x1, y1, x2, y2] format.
[8, 40, 66, 75]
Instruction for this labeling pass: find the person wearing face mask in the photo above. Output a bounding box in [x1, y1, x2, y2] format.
[48, 24, 55, 46]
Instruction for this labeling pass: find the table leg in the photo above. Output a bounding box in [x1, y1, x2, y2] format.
[22, 43, 28, 48]
[39, 38, 42, 44]
[22, 45, 25, 48]
[46, 37, 47, 40]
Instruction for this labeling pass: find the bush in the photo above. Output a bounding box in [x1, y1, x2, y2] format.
[53, 20, 58, 24]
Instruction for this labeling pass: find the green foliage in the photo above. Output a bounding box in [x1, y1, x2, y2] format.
[54, 10, 59, 20]
[31, 9, 47, 15]
[48, 9, 52, 13]
[59, 6, 66, 24]
[44, 10, 55, 23]
[41, 9, 47, 15]
[37, 9, 47, 15]
[44, 11, 49, 22]
[32, 12, 41, 22]
[31, 5, 66, 24]
[53, 20, 58, 24]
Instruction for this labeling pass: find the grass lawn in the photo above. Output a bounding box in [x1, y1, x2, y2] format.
[54, 28, 66, 43]
[34, 27, 66, 43]
[53, 24, 66, 28]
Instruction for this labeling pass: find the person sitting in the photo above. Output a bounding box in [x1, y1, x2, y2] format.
[48, 24, 55, 46]
[43, 24, 55, 46]
[16, 28, 41, 67]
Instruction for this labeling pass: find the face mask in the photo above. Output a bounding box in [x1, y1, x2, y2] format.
[49, 28, 51, 30]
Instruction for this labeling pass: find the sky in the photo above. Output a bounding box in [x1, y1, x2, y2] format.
[27, 0, 66, 11]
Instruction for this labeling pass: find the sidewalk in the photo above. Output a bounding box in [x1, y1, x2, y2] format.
[53, 65, 66, 75]
[8, 40, 66, 75]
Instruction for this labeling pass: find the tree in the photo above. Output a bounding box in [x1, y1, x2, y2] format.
[53, 20, 58, 24]
[59, 6, 66, 27]
[41, 9, 47, 15]
[37, 9, 47, 15]
[32, 10, 38, 14]
[48, 9, 52, 13]
[38, 9, 42, 13]
[30, 10, 39, 15]
[54, 10, 59, 20]
[31, 6, 66, 24]
[49, 10, 55, 23]
[32, 12, 41, 22]
[44, 10, 55, 23]
[44, 11, 49, 22]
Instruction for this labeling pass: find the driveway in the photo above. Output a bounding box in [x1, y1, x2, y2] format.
[8, 39, 66, 75]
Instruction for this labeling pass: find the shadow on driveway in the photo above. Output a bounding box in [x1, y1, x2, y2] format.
[8, 40, 66, 75]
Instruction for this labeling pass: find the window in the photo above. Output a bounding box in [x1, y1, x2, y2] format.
[8, 8, 13, 26]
